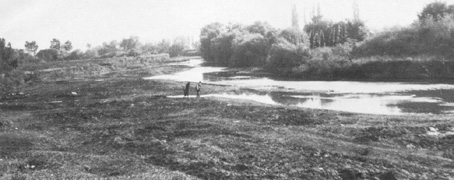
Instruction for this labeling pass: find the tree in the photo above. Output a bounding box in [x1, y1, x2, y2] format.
[50, 38, 61, 50]
[209, 31, 238, 66]
[169, 43, 185, 57]
[98, 40, 118, 57]
[304, 17, 331, 48]
[346, 20, 368, 42]
[140, 43, 158, 54]
[0, 39, 24, 95]
[1, 39, 16, 67]
[266, 38, 311, 75]
[36, 49, 59, 61]
[1, 38, 13, 72]
[304, 18, 368, 48]
[280, 28, 309, 47]
[156, 40, 170, 53]
[418, 2, 454, 22]
[120, 36, 140, 50]
[84, 48, 98, 59]
[200, 22, 224, 62]
[65, 49, 83, 60]
[24, 41, 39, 56]
[246, 21, 278, 45]
[62, 41, 73, 53]
[229, 34, 270, 67]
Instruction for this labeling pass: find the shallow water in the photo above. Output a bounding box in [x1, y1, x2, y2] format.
[146, 58, 454, 115]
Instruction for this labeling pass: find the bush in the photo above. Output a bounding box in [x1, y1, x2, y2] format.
[229, 33, 269, 67]
[200, 23, 224, 63]
[266, 38, 311, 76]
[36, 49, 59, 61]
[354, 15, 454, 59]
[0, 69, 26, 95]
[127, 49, 141, 57]
[169, 43, 184, 57]
[279, 28, 309, 46]
[84, 49, 99, 59]
[209, 31, 237, 66]
[353, 27, 421, 58]
[200, 22, 279, 67]
[64, 50, 84, 60]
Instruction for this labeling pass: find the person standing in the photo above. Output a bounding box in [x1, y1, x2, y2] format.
[184, 82, 190, 97]
[195, 81, 202, 98]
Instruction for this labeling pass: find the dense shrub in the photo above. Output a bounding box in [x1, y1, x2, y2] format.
[97, 41, 118, 57]
[127, 49, 141, 57]
[169, 43, 185, 57]
[354, 6, 454, 59]
[417, 15, 454, 58]
[181, 49, 200, 56]
[266, 38, 311, 75]
[418, 1, 454, 21]
[36, 49, 59, 61]
[200, 22, 308, 68]
[0, 69, 26, 94]
[0, 39, 40, 95]
[229, 34, 269, 67]
[352, 27, 421, 58]
[279, 28, 309, 46]
[83, 49, 99, 59]
[64, 50, 84, 60]
[305, 18, 368, 48]
[200, 23, 224, 63]
[209, 31, 237, 66]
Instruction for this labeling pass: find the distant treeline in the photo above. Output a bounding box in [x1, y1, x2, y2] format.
[355, 2, 454, 59]
[199, 18, 365, 75]
[35, 36, 199, 62]
[201, 2, 454, 81]
[199, 19, 366, 66]
[0, 35, 200, 95]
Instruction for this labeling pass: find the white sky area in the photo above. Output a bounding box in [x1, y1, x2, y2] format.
[1, 0, 453, 51]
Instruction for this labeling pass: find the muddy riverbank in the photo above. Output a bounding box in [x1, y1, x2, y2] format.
[1, 57, 454, 179]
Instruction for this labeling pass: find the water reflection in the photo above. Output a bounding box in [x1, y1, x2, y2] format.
[145, 58, 454, 115]
[220, 78, 454, 94]
[144, 66, 225, 82]
[204, 92, 452, 115]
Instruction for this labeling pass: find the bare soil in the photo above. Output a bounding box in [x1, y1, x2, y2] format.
[1, 57, 454, 179]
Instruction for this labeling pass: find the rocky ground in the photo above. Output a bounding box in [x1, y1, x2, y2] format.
[1, 57, 454, 179]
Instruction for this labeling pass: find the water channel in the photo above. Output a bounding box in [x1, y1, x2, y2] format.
[145, 58, 454, 115]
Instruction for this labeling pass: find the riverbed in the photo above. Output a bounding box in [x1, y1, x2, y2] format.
[145, 58, 454, 115]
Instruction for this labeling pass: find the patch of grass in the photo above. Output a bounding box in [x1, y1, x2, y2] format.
[0, 133, 33, 157]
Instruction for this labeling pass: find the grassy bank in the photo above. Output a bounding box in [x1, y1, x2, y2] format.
[1, 57, 454, 179]
[266, 57, 454, 82]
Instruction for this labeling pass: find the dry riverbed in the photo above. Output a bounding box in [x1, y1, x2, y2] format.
[1, 57, 454, 179]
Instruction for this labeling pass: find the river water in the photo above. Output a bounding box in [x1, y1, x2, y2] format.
[145, 58, 454, 115]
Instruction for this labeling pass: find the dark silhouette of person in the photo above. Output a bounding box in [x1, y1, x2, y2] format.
[184, 82, 190, 97]
[195, 81, 202, 98]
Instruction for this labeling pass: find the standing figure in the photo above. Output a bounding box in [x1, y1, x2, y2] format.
[183, 82, 190, 97]
[195, 81, 202, 98]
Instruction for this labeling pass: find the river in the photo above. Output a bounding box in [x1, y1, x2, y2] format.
[145, 58, 454, 115]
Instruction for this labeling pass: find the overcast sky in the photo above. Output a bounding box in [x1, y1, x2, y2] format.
[1, 0, 452, 51]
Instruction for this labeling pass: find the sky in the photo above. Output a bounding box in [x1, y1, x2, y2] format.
[1, 0, 453, 51]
